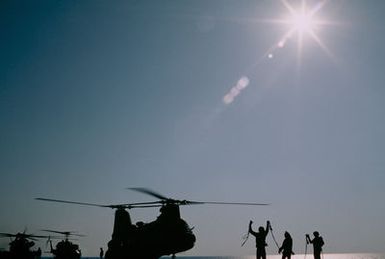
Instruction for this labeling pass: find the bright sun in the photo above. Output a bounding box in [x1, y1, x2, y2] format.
[270, 0, 334, 63]
[290, 10, 316, 33]
[281, 0, 322, 40]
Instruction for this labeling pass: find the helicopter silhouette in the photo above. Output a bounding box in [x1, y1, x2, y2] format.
[0, 231, 45, 259]
[36, 187, 269, 259]
[41, 229, 83, 259]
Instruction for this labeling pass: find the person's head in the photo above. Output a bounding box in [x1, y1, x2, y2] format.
[284, 231, 291, 239]
[259, 226, 264, 232]
[313, 231, 319, 237]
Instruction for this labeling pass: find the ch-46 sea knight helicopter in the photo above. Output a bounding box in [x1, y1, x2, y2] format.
[0, 231, 45, 259]
[41, 230, 83, 259]
[36, 187, 268, 259]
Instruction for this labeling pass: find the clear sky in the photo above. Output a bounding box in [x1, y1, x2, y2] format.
[1, 0, 385, 256]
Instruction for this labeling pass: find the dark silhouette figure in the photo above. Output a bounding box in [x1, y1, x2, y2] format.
[306, 231, 324, 259]
[0, 232, 42, 259]
[50, 239, 81, 259]
[36, 247, 42, 257]
[100, 247, 104, 259]
[103, 204, 195, 259]
[279, 231, 294, 259]
[249, 220, 270, 259]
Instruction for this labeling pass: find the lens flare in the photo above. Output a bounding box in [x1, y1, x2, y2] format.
[223, 76, 250, 104]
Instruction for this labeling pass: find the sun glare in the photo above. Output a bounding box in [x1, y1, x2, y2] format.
[271, 0, 335, 65]
[282, 0, 321, 39]
[290, 10, 315, 33]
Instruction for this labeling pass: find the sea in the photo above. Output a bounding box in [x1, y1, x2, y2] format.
[41, 254, 385, 259]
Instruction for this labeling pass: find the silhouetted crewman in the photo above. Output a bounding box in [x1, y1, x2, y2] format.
[249, 220, 270, 259]
[306, 231, 324, 259]
[36, 247, 42, 257]
[279, 231, 294, 259]
[100, 247, 104, 259]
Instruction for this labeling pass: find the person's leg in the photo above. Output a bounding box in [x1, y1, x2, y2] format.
[261, 248, 266, 259]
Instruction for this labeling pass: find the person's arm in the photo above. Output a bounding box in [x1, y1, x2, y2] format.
[265, 220, 271, 235]
[249, 220, 256, 236]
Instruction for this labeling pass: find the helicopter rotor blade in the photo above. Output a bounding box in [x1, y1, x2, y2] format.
[36, 197, 166, 209]
[172, 200, 205, 205]
[0, 232, 51, 240]
[36, 198, 111, 207]
[41, 229, 66, 235]
[35, 197, 135, 209]
[131, 204, 163, 208]
[40, 230, 85, 237]
[36, 189, 269, 211]
[127, 188, 269, 206]
[187, 201, 270, 206]
[123, 201, 164, 206]
[127, 187, 187, 205]
[0, 233, 14, 238]
[128, 187, 169, 200]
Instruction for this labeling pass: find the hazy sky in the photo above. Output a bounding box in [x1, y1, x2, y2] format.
[1, 0, 385, 256]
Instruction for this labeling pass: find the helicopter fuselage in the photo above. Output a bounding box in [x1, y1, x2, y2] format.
[105, 204, 196, 259]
